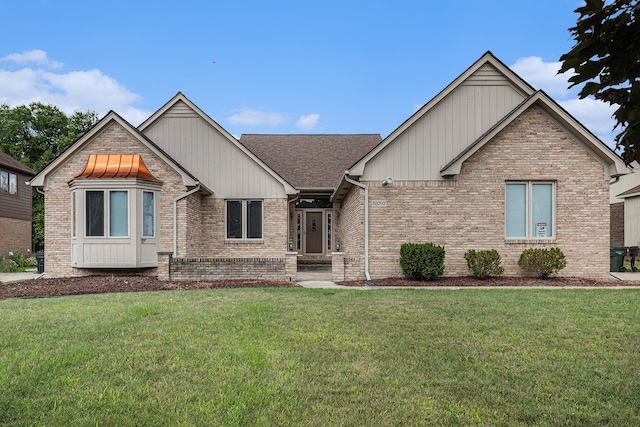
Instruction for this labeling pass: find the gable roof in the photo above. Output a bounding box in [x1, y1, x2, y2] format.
[239, 134, 381, 190]
[440, 90, 627, 179]
[139, 93, 297, 195]
[331, 52, 627, 202]
[29, 111, 211, 194]
[0, 151, 36, 176]
[345, 51, 535, 178]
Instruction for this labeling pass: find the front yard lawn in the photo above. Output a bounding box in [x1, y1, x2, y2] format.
[1, 288, 639, 426]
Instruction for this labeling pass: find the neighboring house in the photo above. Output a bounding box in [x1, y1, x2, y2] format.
[610, 163, 640, 247]
[0, 151, 36, 258]
[30, 52, 627, 280]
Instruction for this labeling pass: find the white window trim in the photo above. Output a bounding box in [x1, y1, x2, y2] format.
[142, 190, 156, 238]
[505, 181, 556, 240]
[225, 199, 264, 241]
[84, 189, 131, 238]
[71, 191, 77, 239]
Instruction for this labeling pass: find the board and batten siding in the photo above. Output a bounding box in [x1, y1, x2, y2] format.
[363, 64, 527, 181]
[143, 101, 287, 199]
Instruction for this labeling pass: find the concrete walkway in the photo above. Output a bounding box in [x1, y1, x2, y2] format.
[296, 270, 356, 289]
[0, 270, 43, 284]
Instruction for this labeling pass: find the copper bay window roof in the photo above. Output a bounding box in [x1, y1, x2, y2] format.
[75, 154, 158, 180]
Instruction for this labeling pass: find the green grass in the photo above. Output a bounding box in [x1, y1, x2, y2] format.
[1, 289, 639, 426]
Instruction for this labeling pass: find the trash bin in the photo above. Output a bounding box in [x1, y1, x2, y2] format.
[610, 246, 627, 272]
[35, 251, 44, 274]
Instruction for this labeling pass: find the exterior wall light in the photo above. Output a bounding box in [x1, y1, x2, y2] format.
[381, 176, 393, 187]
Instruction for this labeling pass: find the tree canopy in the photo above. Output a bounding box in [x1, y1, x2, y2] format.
[559, 0, 640, 164]
[0, 102, 98, 250]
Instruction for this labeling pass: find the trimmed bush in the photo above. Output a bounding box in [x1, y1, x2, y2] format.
[464, 249, 505, 280]
[518, 247, 566, 279]
[400, 243, 445, 281]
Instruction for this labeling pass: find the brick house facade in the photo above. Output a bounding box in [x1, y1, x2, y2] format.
[30, 52, 626, 280]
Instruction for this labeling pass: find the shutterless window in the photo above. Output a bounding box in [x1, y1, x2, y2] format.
[109, 191, 128, 237]
[8, 173, 17, 194]
[85, 190, 129, 237]
[0, 171, 7, 192]
[505, 182, 554, 239]
[143, 191, 155, 237]
[226, 200, 263, 239]
[86, 191, 105, 236]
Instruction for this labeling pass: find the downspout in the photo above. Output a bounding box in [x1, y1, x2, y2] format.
[173, 183, 201, 257]
[343, 175, 372, 282]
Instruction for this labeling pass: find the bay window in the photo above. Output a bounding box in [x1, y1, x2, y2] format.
[506, 182, 555, 239]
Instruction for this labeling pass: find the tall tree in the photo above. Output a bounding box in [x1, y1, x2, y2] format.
[0, 103, 98, 250]
[559, 0, 640, 164]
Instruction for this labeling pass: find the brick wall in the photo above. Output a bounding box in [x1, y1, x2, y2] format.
[340, 106, 612, 280]
[170, 257, 288, 281]
[0, 217, 32, 258]
[43, 122, 186, 277]
[610, 202, 624, 247]
[43, 121, 291, 279]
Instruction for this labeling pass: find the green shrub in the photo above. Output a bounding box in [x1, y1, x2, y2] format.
[400, 243, 445, 281]
[464, 249, 505, 279]
[518, 247, 566, 279]
[0, 256, 20, 273]
[10, 253, 37, 268]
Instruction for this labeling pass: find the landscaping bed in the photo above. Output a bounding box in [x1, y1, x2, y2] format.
[0, 275, 298, 299]
[338, 276, 628, 287]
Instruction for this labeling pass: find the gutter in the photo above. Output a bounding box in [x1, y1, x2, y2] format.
[343, 174, 372, 282]
[173, 183, 201, 257]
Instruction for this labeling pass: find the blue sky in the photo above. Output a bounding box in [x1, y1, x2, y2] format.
[0, 0, 618, 147]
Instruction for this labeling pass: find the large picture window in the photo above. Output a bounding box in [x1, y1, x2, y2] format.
[506, 182, 555, 239]
[226, 200, 263, 240]
[85, 190, 129, 237]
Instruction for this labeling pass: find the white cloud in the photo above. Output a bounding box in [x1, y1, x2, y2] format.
[227, 108, 287, 126]
[296, 113, 319, 130]
[511, 56, 574, 97]
[0, 51, 150, 125]
[2, 49, 63, 69]
[511, 56, 617, 148]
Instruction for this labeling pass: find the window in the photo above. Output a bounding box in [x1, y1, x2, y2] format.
[9, 173, 17, 194]
[296, 213, 302, 250]
[226, 200, 263, 239]
[86, 191, 105, 236]
[506, 182, 554, 239]
[143, 191, 155, 237]
[0, 171, 17, 194]
[327, 213, 332, 251]
[85, 190, 129, 237]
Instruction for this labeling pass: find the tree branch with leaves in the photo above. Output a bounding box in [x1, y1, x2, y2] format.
[559, 0, 640, 163]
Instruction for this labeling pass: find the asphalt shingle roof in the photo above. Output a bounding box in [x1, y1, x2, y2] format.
[239, 134, 382, 189]
[0, 151, 36, 176]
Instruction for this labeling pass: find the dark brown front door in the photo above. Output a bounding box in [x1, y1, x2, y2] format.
[305, 212, 323, 254]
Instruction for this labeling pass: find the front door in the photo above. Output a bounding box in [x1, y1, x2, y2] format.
[305, 212, 323, 254]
